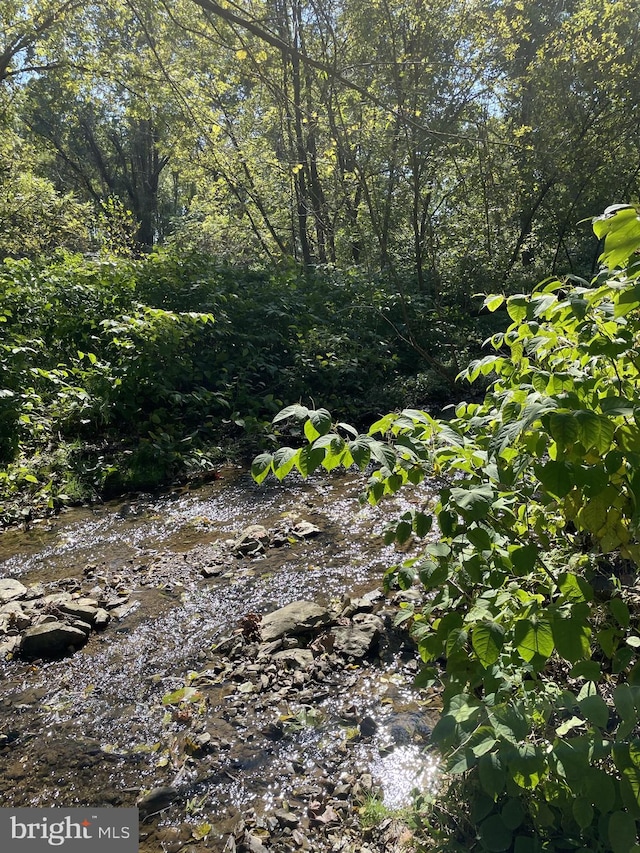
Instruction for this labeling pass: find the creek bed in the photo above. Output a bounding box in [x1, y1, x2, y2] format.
[0, 468, 441, 852]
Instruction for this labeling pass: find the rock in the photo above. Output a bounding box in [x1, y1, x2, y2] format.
[243, 832, 268, 852]
[20, 621, 89, 658]
[291, 521, 321, 539]
[232, 525, 270, 556]
[261, 722, 285, 741]
[137, 786, 179, 817]
[110, 600, 138, 620]
[55, 600, 100, 624]
[359, 716, 378, 738]
[340, 596, 374, 618]
[0, 601, 31, 630]
[275, 809, 300, 829]
[93, 608, 111, 629]
[333, 614, 384, 658]
[261, 601, 333, 643]
[0, 579, 27, 604]
[271, 649, 314, 669]
[0, 636, 21, 659]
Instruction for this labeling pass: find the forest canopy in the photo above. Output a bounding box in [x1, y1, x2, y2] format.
[2, 0, 639, 287]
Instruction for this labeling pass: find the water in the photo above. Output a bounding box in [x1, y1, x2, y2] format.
[0, 467, 440, 850]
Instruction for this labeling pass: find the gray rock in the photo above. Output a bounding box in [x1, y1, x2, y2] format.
[271, 648, 314, 668]
[0, 635, 21, 659]
[93, 608, 111, 629]
[261, 601, 333, 642]
[243, 833, 268, 853]
[136, 786, 179, 817]
[291, 521, 321, 539]
[20, 621, 89, 658]
[333, 614, 384, 658]
[55, 600, 100, 624]
[0, 601, 31, 630]
[232, 525, 270, 556]
[274, 808, 299, 828]
[0, 579, 27, 604]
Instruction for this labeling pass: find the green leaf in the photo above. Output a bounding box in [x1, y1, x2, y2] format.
[555, 716, 585, 736]
[478, 815, 513, 852]
[450, 484, 495, 520]
[515, 618, 554, 663]
[472, 621, 505, 667]
[273, 404, 309, 423]
[569, 660, 602, 681]
[535, 460, 575, 498]
[479, 753, 506, 798]
[162, 686, 202, 705]
[413, 511, 432, 538]
[572, 797, 594, 830]
[609, 597, 631, 629]
[484, 294, 505, 312]
[549, 412, 580, 447]
[304, 407, 332, 441]
[489, 704, 528, 743]
[593, 205, 640, 269]
[272, 447, 297, 480]
[552, 615, 591, 663]
[608, 810, 638, 853]
[501, 797, 525, 830]
[348, 436, 371, 468]
[251, 452, 273, 484]
[295, 445, 325, 477]
[507, 295, 529, 324]
[509, 544, 538, 576]
[578, 693, 609, 729]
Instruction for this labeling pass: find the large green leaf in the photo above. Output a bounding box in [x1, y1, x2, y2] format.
[304, 407, 332, 441]
[515, 618, 554, 662]
[478, 815, 513, 852]
[272, 446, 297, 480]
[450, 484, 495, 520]
[251, 452, 273, 484]
[593, 205, 640, 269]
[535, 460, 575, 498]
[472, 621, 505, 667]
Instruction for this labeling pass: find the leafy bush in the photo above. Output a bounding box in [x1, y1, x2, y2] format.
[254, 205, 640, 852]
[1, 248, 478, 515]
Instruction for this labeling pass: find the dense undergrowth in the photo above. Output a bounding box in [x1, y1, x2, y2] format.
[254, 205, 640, 852]
[0, 249, 495, 524]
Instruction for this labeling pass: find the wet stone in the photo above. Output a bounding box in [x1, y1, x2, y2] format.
[19, 621, 89, 658]
[261, 601, 333, 643]
[275, 809, 300, 829]
[0, 579, 27, 604]
[137, 786, 179, 817]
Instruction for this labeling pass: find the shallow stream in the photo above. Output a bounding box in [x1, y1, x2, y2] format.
[0, 468, 440, 852]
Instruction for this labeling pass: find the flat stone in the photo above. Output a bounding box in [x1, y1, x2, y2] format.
[274, 808, 299, 829]
[20, 621, 89, 658]
[291, 521, 321, 539]
[271, 648, 314, 668]
[136, 786, 179, 817]
[0, 579, 27, 604]
[261, 601, 333, 643]
[55, 601, 100, 623]
[43, 592, 73, 605]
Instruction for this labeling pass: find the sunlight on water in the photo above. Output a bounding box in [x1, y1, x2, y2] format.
[373, 745, 440, 809]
